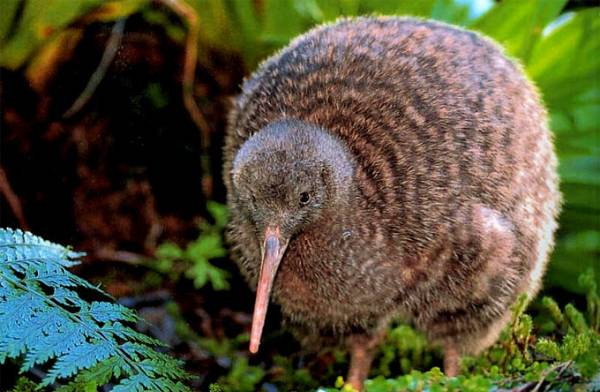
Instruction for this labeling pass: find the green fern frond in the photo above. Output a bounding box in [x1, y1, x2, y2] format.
[0, 228, 190, 391]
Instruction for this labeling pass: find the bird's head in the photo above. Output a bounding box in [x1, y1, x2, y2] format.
[231, 118, 353, 353]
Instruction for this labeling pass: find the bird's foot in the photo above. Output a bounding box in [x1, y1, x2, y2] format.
[346, 330, 386, 391]
[443, 343, 460, 377]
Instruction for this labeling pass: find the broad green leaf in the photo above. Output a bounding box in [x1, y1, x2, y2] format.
[316, 0, 360, 20]
[558, 203, 600, 234]
[430, 0, 472, 25]
[357, 0, 412, 14]
[559, 181, 600, 219]
[559, 156, 600, 186]
[0, 0, 149, 69]
[0, 0, 20, 44]
[360, 0, 473, 25]
[473, 0, 567, 62]
[552, 103, 600, 137]
[190, 0, 237, 53]
[527, 8, 600, 110]
[563, 231, 600, 253]
[547, 247, 600, 295]
[0, 0, 102, 69]
[260, 0, 313, 46]
[294, 0, 326, 22]
[24, 28, 83, 92]
[84, 0, 149, 22]
[555, 130, 600, 157]
[228, 0, 263, 66]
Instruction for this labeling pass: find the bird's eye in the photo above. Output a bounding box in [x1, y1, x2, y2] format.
[299, 192, 310, 206]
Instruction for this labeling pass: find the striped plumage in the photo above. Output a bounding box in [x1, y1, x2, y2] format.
[223, 17, 559, 388]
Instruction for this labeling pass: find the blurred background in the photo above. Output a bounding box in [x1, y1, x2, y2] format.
[0, 0, 598, 390]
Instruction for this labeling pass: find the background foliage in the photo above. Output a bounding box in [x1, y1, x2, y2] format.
[0, 0, 598, 391]
[1, 0, 597, 292]
[192, 0, 600, 294]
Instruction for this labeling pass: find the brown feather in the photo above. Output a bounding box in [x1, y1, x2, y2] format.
[223, 16, 560, 375]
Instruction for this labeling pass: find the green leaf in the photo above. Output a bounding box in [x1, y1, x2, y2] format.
[429, 0, 473, 25]
[0, 0, 20, 44]
[187, 233, 226, 260]
[156, 242, 184, 260]
[88, 0, 150, 22]
[527, 8, 600, 110]
[559, 156, 600, 186]
[55, 356, 118, 392]
[207, 200, 228, 229]
[218, 356, 266, 392]
[394, 0, 481, 26]
[316, 0, 360, 20]
[228, 0, 262, 66]
[0, 0, 150, 69]
[260, 0, 313, 46]
[206, 266, 230, 290]
[0, 0, 102, 69]
[546, 244, 600, 295]
[8, 377, 38, 392]
[473, 0, 567, 62]
[190, 0, 238, 54]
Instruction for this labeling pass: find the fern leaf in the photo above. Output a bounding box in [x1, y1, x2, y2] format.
[21, 319, 88, 373]
[0, 228, 190, 391]
[0, 228, 82, 267]
[42, 339, 114, 386]
[112, 374, 190, 392]
[54, 356, 118, 392]
[89, 301, 138, 323]
[111, 374, 155, 392]
[105, 322, 167, 347]
[0, 293, 45, 361]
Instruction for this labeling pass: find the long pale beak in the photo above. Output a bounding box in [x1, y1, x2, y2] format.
[249, 225, 287, 353]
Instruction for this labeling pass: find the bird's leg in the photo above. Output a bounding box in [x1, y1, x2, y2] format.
[443, 342, 460, 377]
[346, 330, 386, 391]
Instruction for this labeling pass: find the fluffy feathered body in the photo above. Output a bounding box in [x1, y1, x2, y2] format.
[223, 17, 559, 386]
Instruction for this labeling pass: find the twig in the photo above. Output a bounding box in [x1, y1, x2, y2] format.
[157, 0, 213, 198]
[531, 360, 572, 392]
[63, 18, 127, 118]
[0, 166, 29, 230]
[543, 360, 573, 392]
[94, 248, 146, 265]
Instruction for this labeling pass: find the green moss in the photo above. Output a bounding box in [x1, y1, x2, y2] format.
[320, 270, 600, 392]
[194, 271, 600, 392]
[9, 377, 38, 392]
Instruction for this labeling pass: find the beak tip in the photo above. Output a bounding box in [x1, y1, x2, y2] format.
[248, 226, 284, 358]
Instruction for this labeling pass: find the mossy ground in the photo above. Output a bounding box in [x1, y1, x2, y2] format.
[198, 272, 599, 392]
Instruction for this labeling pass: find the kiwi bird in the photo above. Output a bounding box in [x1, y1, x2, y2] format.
[223, 17, 559, 389]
